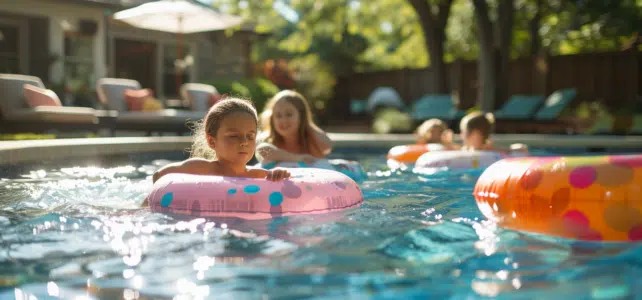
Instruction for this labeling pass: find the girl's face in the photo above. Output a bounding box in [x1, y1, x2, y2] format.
[210, 112, 257, 165]
[427, 127, 444, 143]
[272, 99, 301, 139]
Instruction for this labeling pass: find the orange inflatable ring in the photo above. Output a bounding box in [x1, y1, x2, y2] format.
[474, 154, 642, 242]
[387, 144, 444, 164]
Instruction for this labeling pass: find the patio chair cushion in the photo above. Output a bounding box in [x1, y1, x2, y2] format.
[0, 74, 46, 115]
[494, 95, 544, 120]
[411, 94, 461, 121]
[180, 83, 219, 112]
[124, 88, 154, 111]
[6, 106, 98, 124]
[23, 84, 62, 108]
[96, 78, 142, 112]
[534, 88, 577, 120]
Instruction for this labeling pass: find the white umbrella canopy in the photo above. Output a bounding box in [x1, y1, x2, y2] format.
[112, 0, 244, 96]
[113, 0, 244, 34]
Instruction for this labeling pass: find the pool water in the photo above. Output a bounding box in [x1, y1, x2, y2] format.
[1, 148, 641, 299]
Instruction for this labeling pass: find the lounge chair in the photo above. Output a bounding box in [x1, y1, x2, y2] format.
[494, 95, 545, 120]
[180, 83, 220, 112]
[410, 94, 466, 128]
[0, 74, 116, 134]
[96, 78, 205, 135]
[495, 88, 579, 134]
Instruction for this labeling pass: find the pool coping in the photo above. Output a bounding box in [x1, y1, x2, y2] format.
[0, 133, 640, 165]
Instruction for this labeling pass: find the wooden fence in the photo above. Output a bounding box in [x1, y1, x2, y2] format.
[331, 50, 642, 118]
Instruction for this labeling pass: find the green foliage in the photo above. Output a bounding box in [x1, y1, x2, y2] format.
[199, 77, 280, 112]
[372, 107, 413, 134]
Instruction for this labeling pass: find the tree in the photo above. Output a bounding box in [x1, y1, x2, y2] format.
[471, 0, 515, 112]
[407, 0, 454, 93]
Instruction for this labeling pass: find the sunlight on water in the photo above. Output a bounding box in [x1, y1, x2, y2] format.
[0, 150, 641, 299]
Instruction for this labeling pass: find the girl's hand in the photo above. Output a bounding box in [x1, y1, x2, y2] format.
[267, 168, 291, 181]
[298, 154, 317, 164]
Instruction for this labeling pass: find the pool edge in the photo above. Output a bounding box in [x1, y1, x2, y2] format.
[0, 133, 640, 165]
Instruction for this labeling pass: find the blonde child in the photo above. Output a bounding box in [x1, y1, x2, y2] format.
[415, 118, 461, 150]
[444, 112, 528, 153]
[256, 90, 333, 164]
[151, 98, 290, 186]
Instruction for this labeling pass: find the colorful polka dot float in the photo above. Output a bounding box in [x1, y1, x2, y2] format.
[474, 154, 642, 242]
[147, 168, 363, 220]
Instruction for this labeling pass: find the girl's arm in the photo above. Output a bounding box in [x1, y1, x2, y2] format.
[152, 158, 211, 183]
[256, 142, 314, 163]
[307, 124, 333, 156]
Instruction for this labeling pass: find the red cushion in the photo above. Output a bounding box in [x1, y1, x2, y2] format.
[124, 89, 153, 111]
[23, 84, 62, 107]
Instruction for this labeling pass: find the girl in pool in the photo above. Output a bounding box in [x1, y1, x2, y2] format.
[256, 90, 333, 164]
[151, 98, 291, 185]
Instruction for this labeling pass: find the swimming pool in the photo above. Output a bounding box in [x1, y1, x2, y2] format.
[1, 147, 641, 299]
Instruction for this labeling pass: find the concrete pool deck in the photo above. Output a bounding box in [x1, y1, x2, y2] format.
[0, 133, 641, 165]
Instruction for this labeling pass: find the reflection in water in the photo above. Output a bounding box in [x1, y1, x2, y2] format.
[0, 152, 641, 299]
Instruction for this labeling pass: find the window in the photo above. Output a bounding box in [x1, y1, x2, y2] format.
[64, 33, 94, 89]
[162, 43, 191, 98]
[0, 24, 21, 73]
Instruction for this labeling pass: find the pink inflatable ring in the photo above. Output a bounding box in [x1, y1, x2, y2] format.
[147, 168, 364, 220]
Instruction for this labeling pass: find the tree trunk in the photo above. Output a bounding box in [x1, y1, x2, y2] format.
[529, 0, 543, 56]
[472, 0, 496, 112]
[496, 0, 514, 109]
[408, 0, 454, 94]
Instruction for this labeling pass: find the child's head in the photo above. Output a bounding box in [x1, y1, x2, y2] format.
[416, 119, 448, 144]
[460, 112, 495, 148]
[191, 98, 258, 164]
[261, 90, 314, 146]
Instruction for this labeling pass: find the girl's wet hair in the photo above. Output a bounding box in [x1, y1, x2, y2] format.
[260, 90, 317, 154]
[190, 98, 258, 159]
[416, 118, 447, 142]
[460, 112, 495, 140]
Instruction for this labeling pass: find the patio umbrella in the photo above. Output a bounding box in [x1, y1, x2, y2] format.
[113, 0, 244, 93]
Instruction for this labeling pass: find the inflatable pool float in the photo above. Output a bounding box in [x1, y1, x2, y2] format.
[386, 144, 444, 169]
[474, 154, 642, 242]
[148, 168, 363, 220]
[413, 150, 512, 175]
[257, 159, 367, 183]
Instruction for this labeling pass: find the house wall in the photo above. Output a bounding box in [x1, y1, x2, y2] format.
[0, 0, 107, 84]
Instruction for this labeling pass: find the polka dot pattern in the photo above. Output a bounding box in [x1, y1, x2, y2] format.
[595, 164, 634, 186]
[227, 188, 237, 195]
[603, 202, 642, 232]
[475, 154, 642, 242]
[243, 185, 260, 194]
[160, 192, 174, 207]
[281, 181, 302, 199]
[269, 192, 284, 206]
[628, 224, 642, 241]
[569, 166, 596, 189]
[520, 169, 543, 190]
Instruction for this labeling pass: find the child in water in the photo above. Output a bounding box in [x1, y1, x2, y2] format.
[152, 98, 291, 185]
[256, 90, 333, 164]
[415, 118, 460, 150]
[443, 111, 528, 153]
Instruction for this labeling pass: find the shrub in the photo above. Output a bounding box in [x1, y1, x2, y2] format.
[200, 77, 280, 112]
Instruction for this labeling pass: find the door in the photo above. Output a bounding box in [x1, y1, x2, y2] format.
[113, 38, 157, 92]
